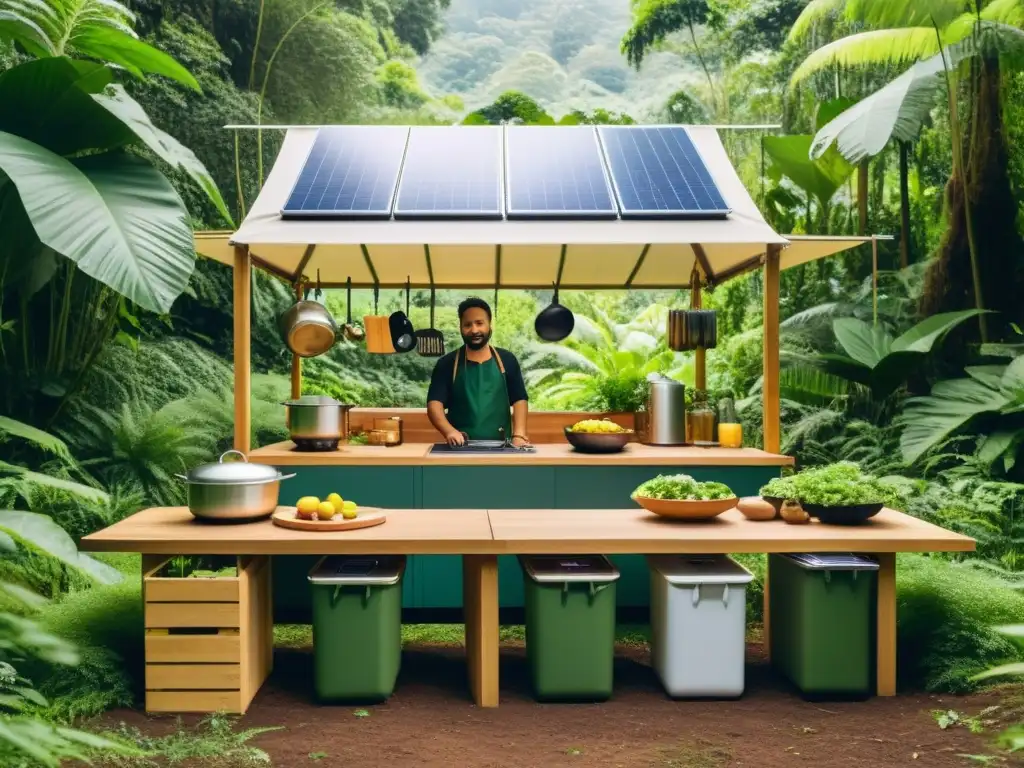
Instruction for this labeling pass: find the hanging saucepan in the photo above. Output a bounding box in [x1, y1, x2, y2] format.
[278, 272, 336, 358]
[389, 278, 416, 353]
[535, 283, 574, 342]
[342, 277, 364, 342]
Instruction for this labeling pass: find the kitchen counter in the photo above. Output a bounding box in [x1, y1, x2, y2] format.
[249, 441, 794, 466]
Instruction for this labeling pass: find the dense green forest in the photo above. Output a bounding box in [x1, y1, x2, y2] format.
[3, 0, 1024, 763]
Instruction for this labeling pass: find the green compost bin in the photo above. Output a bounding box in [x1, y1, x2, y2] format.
[522, 555, 620, 702]
[768, 553, 879, 696]
[308, 555, 405, 702]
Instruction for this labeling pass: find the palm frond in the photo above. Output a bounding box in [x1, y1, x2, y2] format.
[788, 0, 845, 44]
[791, 27, 940, 85]
[0, 416, 72, 461]
[782, 302, 846, 328]
[845, 0, 974, 29]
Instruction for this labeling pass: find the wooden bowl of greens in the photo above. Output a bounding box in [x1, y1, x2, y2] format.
[761, 463, 896, 525]
[631, 474, 737, 520]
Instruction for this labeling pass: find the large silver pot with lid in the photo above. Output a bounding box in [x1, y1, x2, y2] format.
[283, 395, 356, 444]
[176, 450, 295, 522]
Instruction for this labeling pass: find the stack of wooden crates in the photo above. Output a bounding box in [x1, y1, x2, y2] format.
[142, 555, 273, 713]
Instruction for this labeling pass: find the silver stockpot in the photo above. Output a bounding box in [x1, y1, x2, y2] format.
[175, 450, 295, 522]
[283, 395, 355, 441]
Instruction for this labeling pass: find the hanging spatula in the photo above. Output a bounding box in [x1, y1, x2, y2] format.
[416, 286, 445, 357]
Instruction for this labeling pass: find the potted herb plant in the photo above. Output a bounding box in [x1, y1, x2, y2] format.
[760, 462, 901, 525]
[595, 371, 648, 435]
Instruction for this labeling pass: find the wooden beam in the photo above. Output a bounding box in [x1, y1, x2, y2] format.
[691, 243, 715, 286]
[763, 243, 781, 454]
[233, 245, 252, 454]
[290, 282, 302, 399]
[293, 244, 316, 284]
[624, 244, 651, 288]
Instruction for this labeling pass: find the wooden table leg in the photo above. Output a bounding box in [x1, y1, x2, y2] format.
[462, 554, 499, 707]
[876, 553, 897, 696]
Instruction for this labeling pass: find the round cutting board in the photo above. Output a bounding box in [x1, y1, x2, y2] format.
[271, 506, 386, 532]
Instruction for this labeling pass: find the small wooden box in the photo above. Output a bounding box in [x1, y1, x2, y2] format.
[143, 555, 272, 714]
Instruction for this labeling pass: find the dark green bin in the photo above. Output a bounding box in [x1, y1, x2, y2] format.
[768, 553, 878, 696]
[308, 555, 405, 702]
[522, 555, 619, 701]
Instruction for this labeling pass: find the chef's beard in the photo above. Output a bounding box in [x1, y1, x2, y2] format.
[462, 330, 491, 351]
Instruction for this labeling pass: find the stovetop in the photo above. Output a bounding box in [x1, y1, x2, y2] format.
[429, 442, 536, 455]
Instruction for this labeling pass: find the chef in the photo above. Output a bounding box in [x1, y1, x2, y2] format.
[426, 297, 531, 447]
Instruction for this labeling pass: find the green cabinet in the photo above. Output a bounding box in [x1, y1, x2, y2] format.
[418, 466, 556, 609]
[272, 467, 418, 622]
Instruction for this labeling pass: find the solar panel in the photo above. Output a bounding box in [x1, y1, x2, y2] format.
[281, 126, 409, 218]
[393, 127, 503, 219]
[504, 126, 618, 219]
[597, 126, 730, 218]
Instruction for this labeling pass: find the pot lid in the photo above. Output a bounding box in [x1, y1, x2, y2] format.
[282, 395, 341, 407]
[186, 450, 280, 483]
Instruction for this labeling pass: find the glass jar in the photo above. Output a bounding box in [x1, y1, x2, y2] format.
[716, 396, 743, 447]
[687, 397, 716, 445]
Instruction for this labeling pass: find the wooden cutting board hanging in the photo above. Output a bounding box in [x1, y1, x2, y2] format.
[364, 284, 395, 354]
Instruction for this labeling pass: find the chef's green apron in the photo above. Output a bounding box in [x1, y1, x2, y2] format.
[446, 345, 512, 441]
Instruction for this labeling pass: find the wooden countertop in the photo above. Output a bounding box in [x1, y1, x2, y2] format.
[82, 506, 974, 556]
[485, 508, 976, 554]
[249, 441, 794, 467]
[81, 507, 496, 555]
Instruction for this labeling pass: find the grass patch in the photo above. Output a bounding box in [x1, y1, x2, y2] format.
[275, 623, 650, 648]
[897, 553, 1024, 693]
[95, 714, 282, 767]
[659, 740, 732, 767]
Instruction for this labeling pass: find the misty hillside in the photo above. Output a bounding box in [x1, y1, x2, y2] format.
[417, 0, 699, 120]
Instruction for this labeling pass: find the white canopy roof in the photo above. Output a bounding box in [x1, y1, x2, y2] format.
[197, 125, 876, 289]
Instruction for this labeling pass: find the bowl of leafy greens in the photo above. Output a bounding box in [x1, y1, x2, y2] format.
[631, 474, 737, 520]
[759, 475, 797, 513]
[765, 462, 897, 525]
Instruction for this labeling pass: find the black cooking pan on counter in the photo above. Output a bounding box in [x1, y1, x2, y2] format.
[535, 283, 574, 342]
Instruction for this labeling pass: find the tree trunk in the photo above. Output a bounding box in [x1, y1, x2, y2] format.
[857, 160, 869, 235]
[920, 57, 1022, 340]
[898, 141, 911, 269]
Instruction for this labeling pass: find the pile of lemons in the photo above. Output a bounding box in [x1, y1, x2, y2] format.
[568, 419, 628, 434]
[296, 493, 358, 521]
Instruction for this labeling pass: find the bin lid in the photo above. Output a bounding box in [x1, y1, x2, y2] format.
[521, 555, 620, 583]
[784, 553, 879, 571]
[308, 555, 405, 585]
[646, 554, 754, 585]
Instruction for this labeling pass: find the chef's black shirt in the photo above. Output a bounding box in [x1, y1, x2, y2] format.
[426, 347, 529, 408]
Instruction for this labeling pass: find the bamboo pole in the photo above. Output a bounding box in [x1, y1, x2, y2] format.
[233, 245, 252, 453]
[763, 244, 781, 454]
[871, 236, 879, 326]
[290, 282, 303, 399]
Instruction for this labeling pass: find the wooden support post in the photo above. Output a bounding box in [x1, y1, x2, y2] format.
[763, 244, 781, 454]
[233, 245, 252, 454]
[876, 552, 897, 696]
[290, 282, 303, 399]
[691, 270, 706, 391]
[462, 554, 499, 707]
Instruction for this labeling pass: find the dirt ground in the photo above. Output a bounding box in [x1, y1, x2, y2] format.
[106, 640, 1017, 767]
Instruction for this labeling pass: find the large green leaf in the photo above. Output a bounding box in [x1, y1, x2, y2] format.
[898, 370, 1011, 464]
[0, 132, 195, 313]
[0, 510, 121, 584]
[762, 134, 854, 207]
[71, 26, 199, 90]
[0, 460, 109, 503]
[0, 415, 71, 459]
[890, 309, 988, 353]
[833, 317, 892, 367]
[92, 85, 232, 225]
[0, 57, 132, 156]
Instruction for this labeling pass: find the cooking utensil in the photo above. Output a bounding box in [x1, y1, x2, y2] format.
[389, 278, 416, 353]
[563, 427, 632, 454]
[701, 309, 718, 349]
[279, 274, 337, 358]
[364, 285, 395, 354]
[534, 283, 574, 342]
[642, 375, 687, 445]
[415, 286, 445, 357]
[342, 278, 364, 342]
[175, 450, 295, 522]
[283, 394, 355, 445]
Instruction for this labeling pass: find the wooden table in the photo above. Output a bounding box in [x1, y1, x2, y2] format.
[81, 506, 974, 711]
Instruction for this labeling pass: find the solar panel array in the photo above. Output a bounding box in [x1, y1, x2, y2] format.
[280, 125, 730, 220]
[504, 126, 617, 218]
[597, 126, 729, 218]
[394, 127, 503, 218]
[281, 126, 408, 218]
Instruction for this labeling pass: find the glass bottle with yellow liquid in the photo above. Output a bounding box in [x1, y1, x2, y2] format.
[687, 392, 716, 445]
[716, 396, 743, 448]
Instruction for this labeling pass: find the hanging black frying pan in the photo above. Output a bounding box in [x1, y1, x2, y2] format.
[535, 283, 574, 342]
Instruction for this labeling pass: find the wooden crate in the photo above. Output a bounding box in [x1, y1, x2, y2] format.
[143, 555, 273, 714]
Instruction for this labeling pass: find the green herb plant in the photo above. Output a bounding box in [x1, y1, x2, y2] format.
[760, 462, 902, 507]
[632, 474, 734, 501]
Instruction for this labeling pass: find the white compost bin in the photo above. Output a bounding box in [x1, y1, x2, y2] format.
[647, 554, 754, 698]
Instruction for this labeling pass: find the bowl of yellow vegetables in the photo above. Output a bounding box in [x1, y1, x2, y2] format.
[564, 419, 634, 453]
